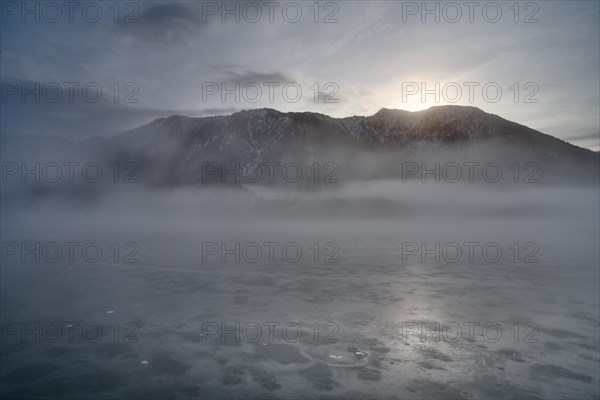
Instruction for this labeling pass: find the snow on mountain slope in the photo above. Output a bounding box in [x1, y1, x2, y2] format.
[3, 106, 597, 187]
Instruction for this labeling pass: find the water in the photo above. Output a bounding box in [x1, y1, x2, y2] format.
[1, 184, 598, 399]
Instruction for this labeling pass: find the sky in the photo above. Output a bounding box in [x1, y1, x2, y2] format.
[1, 0, 599, 151]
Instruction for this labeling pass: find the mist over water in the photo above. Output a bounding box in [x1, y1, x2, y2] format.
[2, 181, 598, 399]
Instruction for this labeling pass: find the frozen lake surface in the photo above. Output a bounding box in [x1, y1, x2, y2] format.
[1, 185, 598, 399]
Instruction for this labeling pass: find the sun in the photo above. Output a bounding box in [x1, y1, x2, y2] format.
[392, 99, 434, 112]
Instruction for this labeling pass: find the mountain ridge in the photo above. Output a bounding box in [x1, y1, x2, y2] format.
[2, 105, 598, 188]
[118, 105, 595, 155]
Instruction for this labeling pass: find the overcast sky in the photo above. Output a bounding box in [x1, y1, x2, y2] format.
[1, 1, 599, 150]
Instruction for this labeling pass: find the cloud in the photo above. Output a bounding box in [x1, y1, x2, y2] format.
[0, 78, 237, 138]
[303, 83, 344, 105]
[220, 70, 295, 85]
[114, 3, 208, 42]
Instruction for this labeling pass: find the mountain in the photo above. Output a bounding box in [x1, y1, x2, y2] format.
[2, 106, 598, 189]
[104, 106, 599, 185]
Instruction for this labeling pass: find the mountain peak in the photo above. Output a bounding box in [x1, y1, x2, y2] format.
[373, 107, 409, 117]
[233, 108, 282, 117]
[374, 105, 486, 117]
